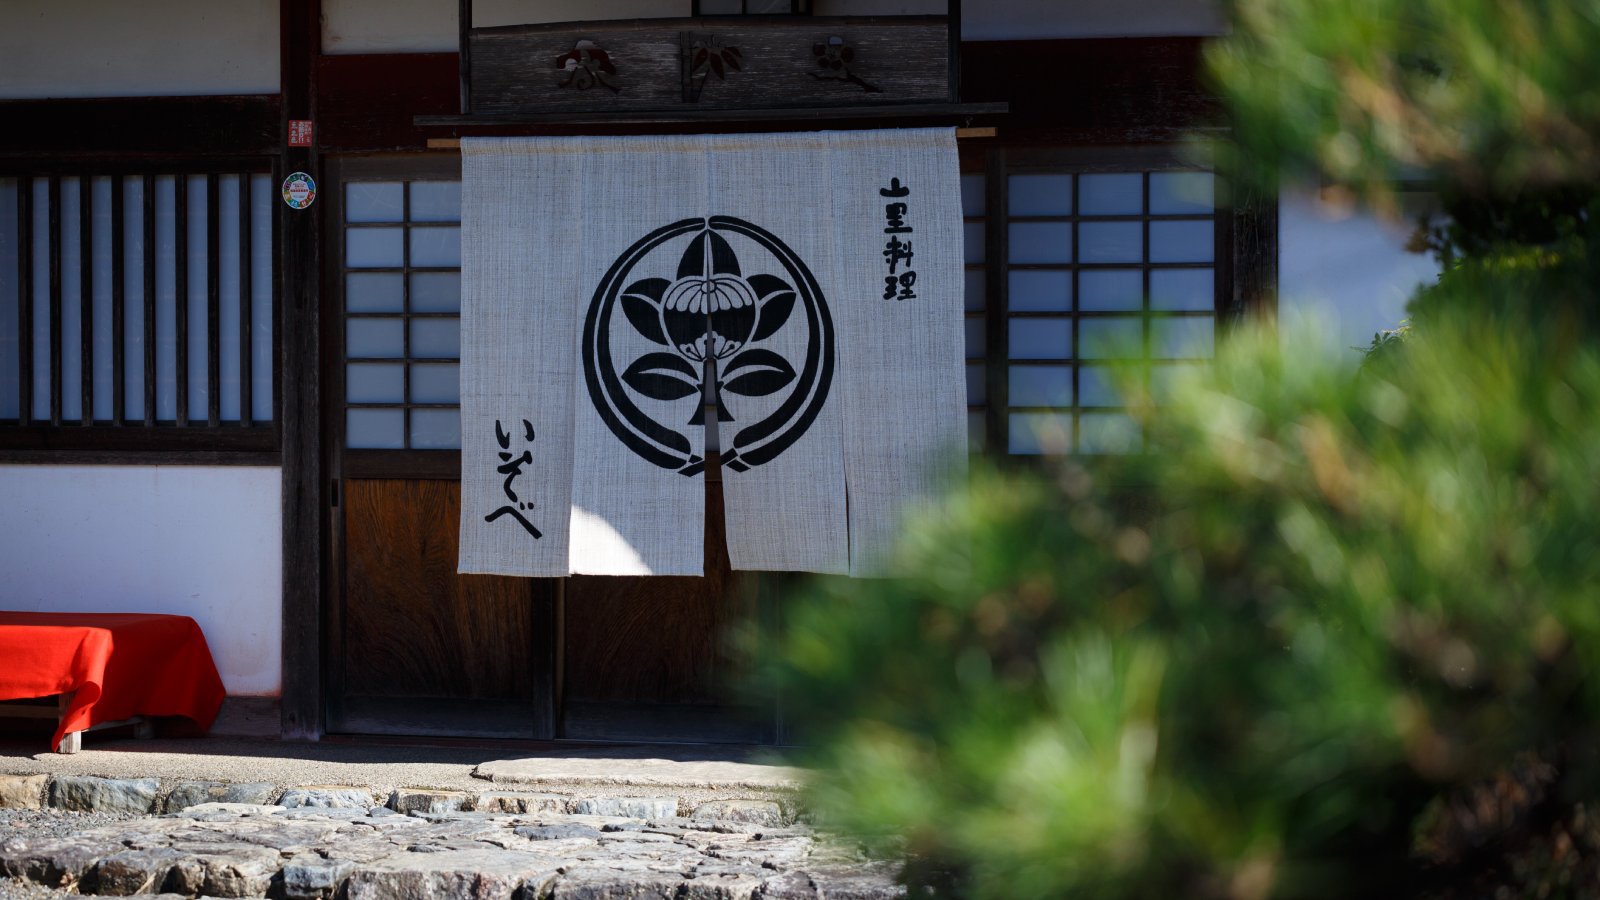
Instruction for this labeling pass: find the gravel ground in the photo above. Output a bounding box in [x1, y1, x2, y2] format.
[0, 808, 142, 843]
[0, 809, 144, 900]
[0, 877, 65, 900]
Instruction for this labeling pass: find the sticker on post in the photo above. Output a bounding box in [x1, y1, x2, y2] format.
[282, 172, 317, 210]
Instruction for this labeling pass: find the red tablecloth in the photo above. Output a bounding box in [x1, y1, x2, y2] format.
[0, 612, 226, 749]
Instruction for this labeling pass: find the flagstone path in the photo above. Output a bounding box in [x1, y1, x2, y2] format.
[0, 799, 902, 898]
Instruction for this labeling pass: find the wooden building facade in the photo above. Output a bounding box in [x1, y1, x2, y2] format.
[0, 0, 1404, 745]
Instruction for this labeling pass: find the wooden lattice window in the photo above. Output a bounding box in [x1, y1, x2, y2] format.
[0, 168, 277, 454]
[335, 161, 463, 454]
[962, 150, 1228, 455]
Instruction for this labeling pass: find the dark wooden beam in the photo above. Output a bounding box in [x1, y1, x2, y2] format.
[175, 174, 189, 426]
[982, 148, 1007, 455]
[414, 101, 1006, 131]
[17, 178, 34, 424]
[0, 425, 276, 453]
[239, 176, 254, 428]
[458, 0, 473, 115]
[111, 176, 125, 426]
[280, 0, 325, 742]
[316, 53, 461, 153]
[310, 37, 1211, 152]
[959, 37, 1221, 144]
[0, 448, 279, 466]
[0, 96, 281, 160]
[206, 174, 221, 427]
[47, 176, 61, 426]
[947, 0, 962, 104]
[1230, 182, 1279, 326]
[78, 178, 93, 425]
[141, 175, 156, 426]
[342, 449, 462, 480]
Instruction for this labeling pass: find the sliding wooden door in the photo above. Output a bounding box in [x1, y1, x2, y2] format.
[323, 154, 775, 742]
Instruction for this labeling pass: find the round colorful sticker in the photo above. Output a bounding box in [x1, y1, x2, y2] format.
[281, 172, 317, 210]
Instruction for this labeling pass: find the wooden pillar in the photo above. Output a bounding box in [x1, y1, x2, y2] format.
[1230, 181, 1279, 327]
[279, 0, 325, 740]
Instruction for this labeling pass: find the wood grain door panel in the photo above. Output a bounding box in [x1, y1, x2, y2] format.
[333, 478, 555, 738]
[560, 469, 774, 743]
[323, 157, 776, 744]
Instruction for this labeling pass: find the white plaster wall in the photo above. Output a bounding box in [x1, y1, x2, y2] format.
[324, 0, 693, 53]
[322, 0, 1224, 54]
[1278, 187, 1441, 360]
[0, 466, 282, 696]
[0, 0, 279, 99]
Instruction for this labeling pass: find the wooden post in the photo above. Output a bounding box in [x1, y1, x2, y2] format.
[1230, 182, 1280, 327]
[459, 0, 472, 115]
[983, 147, 1007, 454]
[947, 0, 962, 104]
[279, 0, 325, 741]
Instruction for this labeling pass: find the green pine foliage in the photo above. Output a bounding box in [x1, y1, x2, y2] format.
[775, 307, 1600, 898]
[1211, 0, 1600, 202]
[766, 1, 1600, 896]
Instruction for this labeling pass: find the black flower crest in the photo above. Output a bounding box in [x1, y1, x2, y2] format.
[583, 216, 833, 477]
[616, 229, 798, 420]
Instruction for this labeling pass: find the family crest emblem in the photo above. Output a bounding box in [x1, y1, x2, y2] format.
[582, 216, 834, 476]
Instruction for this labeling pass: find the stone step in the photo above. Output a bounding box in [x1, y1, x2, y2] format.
[0, 773, 798, 825]
[472, 755, 805, 792]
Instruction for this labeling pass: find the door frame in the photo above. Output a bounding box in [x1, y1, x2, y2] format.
[319, 153, 558, 739]
[316, 152, 786, 745]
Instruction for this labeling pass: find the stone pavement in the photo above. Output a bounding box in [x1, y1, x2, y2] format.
[0, 799, 901, 898]
[0, 739, 902, 898]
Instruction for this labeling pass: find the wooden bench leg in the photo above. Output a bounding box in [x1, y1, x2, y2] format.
[40, 690, 152, 753]
[55, 692, 80, 753]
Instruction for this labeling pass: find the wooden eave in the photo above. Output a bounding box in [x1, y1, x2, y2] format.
[411, 100, 1007, 137]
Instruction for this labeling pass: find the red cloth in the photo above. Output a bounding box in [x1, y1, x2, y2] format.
[0, 612, 226, 750]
